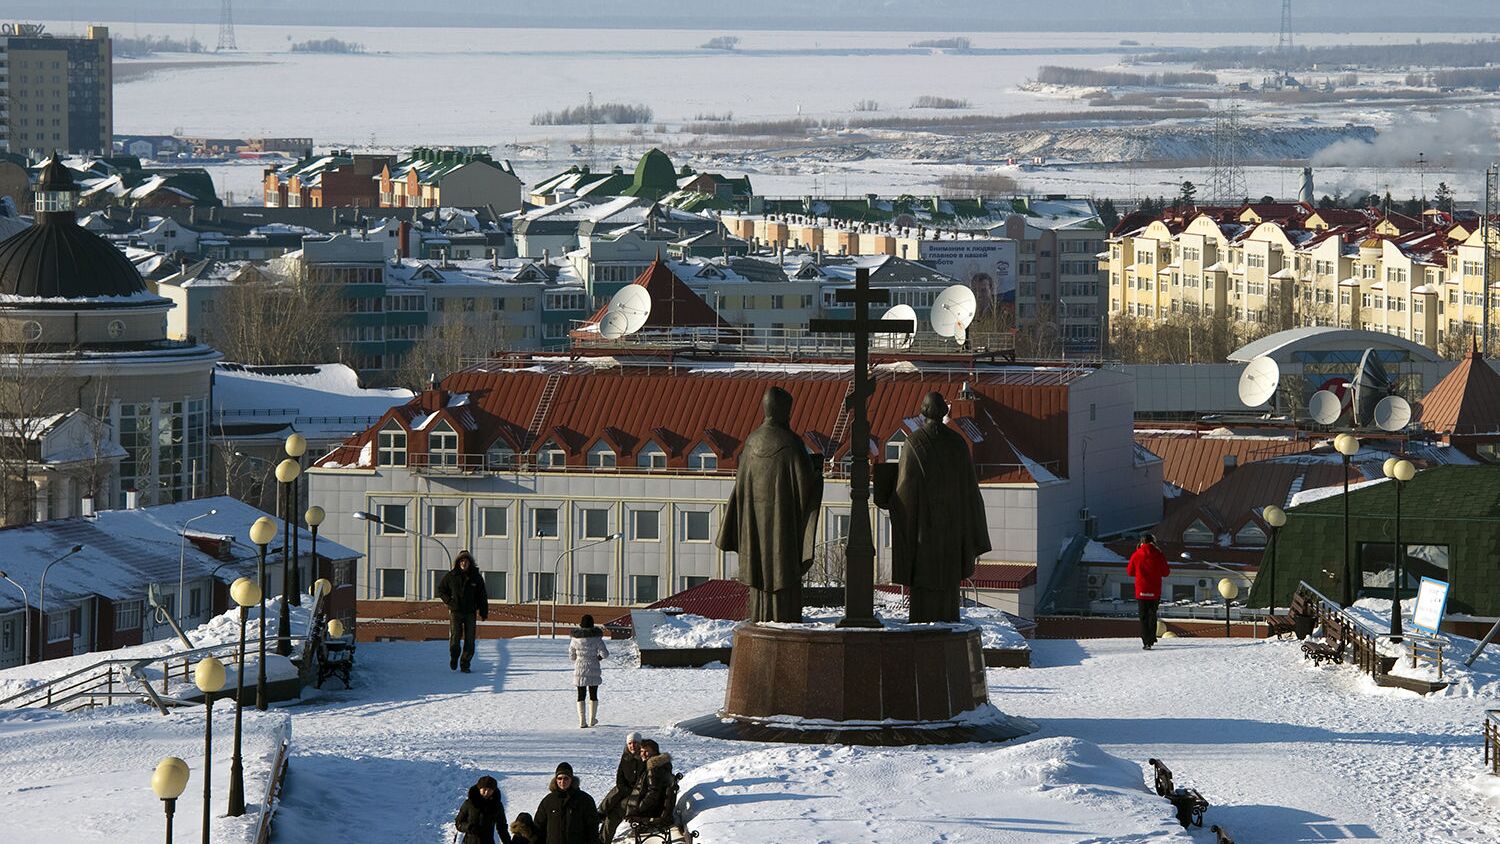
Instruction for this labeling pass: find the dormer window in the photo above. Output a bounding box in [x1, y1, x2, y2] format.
[1182, 519, 1215, 546]
[34, 190, 75, 214]
[377, 422, 407, 467]
[587, 441, 617, 469]
[538, 439, 567, 469]
[486, 441, 516, 470]
[638, 441, 667, 470]
[688, 443, 717, 471]
[1234, 522, 1267, 547]
[885, 430, 907, 463]
[429, 422, 459, 466]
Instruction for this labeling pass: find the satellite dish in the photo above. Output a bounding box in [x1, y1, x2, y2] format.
[1374, 395, 1413, 432]
[1237, 356, 1280, 407]
[601, 284, 652, 338]
[930, 284, 977, 339]
[1351, 348, 1393, 427]
[1308, 390, 1342, 425]
[876, 304, 917, 350]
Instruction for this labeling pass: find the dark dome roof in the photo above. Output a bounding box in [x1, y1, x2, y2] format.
[0, 157, 148, 302]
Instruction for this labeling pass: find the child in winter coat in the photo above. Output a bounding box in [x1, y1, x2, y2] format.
[568, 614, 609, 728]
[508, 811, 539, 844]
[455, 775, 511, 844]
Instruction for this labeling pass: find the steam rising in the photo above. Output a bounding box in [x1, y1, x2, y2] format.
[1312, 112, 1498, 168]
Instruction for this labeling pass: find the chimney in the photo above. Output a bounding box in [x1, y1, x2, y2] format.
[398, 220, 411, 258]
[1222, 455, 1238, 476]
[81, 496, 95, 518]
[1299, 167, 1315, 205]
[125, 488, 139, 509]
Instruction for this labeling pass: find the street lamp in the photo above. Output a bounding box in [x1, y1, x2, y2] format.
[328, 617, 346, 638]
[1333, 432, 1361, 607]
[1217, 577, 1239, 638]
[274, 459, 301, 657]
[284, 434, 308, 607]
[1383, 457, 1416, 640]
[193, 657, 225, 844]
[305, 505, 326, 602]
[36, 544, 84, 662]
[226, 576, 260, 817]
[0, 570, 30, 665]
[352, 510, 451, 599]
[151, 756, 190, 844]
[1262, 504, 1287, 618]
[248, 516, 277, 710]
[178, 510, 218, 630]
[547, 533, 623, 639]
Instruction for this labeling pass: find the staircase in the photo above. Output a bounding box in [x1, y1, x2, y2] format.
[826, 379, 856, 465]
[525, 372, 563, 449]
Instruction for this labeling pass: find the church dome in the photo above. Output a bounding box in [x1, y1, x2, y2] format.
[0, 158, 149, 304]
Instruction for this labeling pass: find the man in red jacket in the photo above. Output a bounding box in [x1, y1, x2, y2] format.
[1127, 534, 1170, 649]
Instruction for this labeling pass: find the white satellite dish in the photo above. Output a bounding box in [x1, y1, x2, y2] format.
[600, 284, 652, 338]
[876, 304, 917, 350]
[1237, 356, 1280, 408]
[930, 284, 977, 340]
[1374, 395, 1413, 432]
[1308, 390, 1342, 425]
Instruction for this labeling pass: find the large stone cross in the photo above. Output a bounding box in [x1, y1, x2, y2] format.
[809, 267, 915, 627]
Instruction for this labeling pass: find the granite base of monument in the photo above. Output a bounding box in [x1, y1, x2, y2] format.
[679, 623, 1034, 746]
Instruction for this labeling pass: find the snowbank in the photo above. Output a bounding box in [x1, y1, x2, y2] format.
[678, 736, 1189, 843]
[1344, 598, 1500, 698]
[645, 606, 1028, 651]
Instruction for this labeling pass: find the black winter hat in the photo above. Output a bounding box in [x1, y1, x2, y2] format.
[554, 762, 574, 778]
[476, 775, 498, 790]
[454, 550, 475, 567]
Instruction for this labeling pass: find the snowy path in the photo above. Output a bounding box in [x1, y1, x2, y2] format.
[272, 636, 1500, 843]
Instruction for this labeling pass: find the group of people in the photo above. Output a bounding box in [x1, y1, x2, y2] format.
[453, 732, 675, 844]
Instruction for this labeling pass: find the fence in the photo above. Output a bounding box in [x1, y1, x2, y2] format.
[1485, 710, 1500, 777]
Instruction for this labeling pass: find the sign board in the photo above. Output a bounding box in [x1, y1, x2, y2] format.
[1, 23, 47, 37]
[918, 239, 1017, 305]
[1410, 576, 1450, 635]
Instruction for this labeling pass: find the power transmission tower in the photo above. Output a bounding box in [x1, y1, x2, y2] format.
[585, 91, 597, 167]
[217, 0, 237, 52]
[1208, 105, 1247, 206]
[1277, 0, 1294, 52]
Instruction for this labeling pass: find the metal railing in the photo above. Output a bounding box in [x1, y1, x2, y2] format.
[1485, 710, 1500, 777]
[569, 324, 1018, 358]
[1292, 580, 1445, 681]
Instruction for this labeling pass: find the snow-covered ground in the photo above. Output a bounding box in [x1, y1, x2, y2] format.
[644, 605, 1028, 650]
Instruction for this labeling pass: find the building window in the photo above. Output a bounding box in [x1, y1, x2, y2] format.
[379, 504, 407, 534]
[580, 508, 609, 539]
[582, 574, 608, 603]
[680, 575, 709, 592]
[430, 504, 458, 536]
[637, 442, 667, 470]
[587, 442, 616, 469]
[683, 511, 711, 542]
[1358, 543, 1449, 590]
[687, 444, 717, 471]
[480, 506, 508, 537]
[538, 440, 567, 469]
[2, 619, 13, 652]
[1234, 522, 1266, 547]
[114, 600, 142, 631]
[428, 570, 446, 599]
[1182, 519, 1214, 546]
[486, 442, 516, 470]
[1172, 584, 1197, 602]
[379, 569, 405, 598]
[47, 611, 70, 642]
[631, 509, 660, 541]
[885, 431, 906, 462]
[532, 572, 555, 602]
[378, 423, 407, 466]
[533, 508, 559, 539]
[429, 422, 459, 466]
[189, 587, 203, 618]
[632, 575, 659, 604]
[483, 571, 507, 601]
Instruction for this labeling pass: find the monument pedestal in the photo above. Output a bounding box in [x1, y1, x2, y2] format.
[679, 623, 1033, 746]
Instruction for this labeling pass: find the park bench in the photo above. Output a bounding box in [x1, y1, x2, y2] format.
[1148, 758, 1208, 828]
[316, 635, 356, 689]
[1265, 590, 1315, 639]
[624, 771, 699, 843]
[1301, 613, 1348, 667]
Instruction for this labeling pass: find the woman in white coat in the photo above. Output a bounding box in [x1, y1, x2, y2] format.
[568, 614, 609, 728]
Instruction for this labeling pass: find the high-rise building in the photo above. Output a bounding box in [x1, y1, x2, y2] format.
[0, 24, 113, 155]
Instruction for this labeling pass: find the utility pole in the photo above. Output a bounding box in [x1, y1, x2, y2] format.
[1485, 166, 1498, 354]
[217, 0, 237, 52]
[585, 91, 596, 168]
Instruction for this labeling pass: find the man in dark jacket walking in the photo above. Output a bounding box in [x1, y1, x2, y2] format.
[456, 774, 512, 844]
[438, 550, 488, 672]
[534, 762, 598, 844]
[1127, 534, 1171, 650]
[599, 732, 644, 843]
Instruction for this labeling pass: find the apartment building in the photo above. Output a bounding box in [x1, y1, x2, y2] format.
[377, 149, 523, 213]
[0, 24, 112, 155]
[263, 152, 394, 209]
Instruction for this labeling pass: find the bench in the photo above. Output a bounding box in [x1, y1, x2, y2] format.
[316, 637, 356, 689]
[1148, 758, 1208, 828]
[1265, 591, 1314, 639]
[624, 772, 699, 843]
[1300, 614, 1347, 667]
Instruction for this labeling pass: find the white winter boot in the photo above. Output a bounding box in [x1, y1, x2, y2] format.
[588, 699, 599, 727]
[577, 700, 588, 728]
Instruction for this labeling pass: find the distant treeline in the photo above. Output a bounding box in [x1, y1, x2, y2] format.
[912, 95, 970, 109]
[113, 35, 204, 55]
[1427, 67, 1500, 90]
[290, 38, 365, 53]
[1037, 65, 1216, 87]
[910, 37, 971, 50]
[684, 107, 1210, 137]
[532, 102, 654, 125]
[1141, 39, 1500, 70]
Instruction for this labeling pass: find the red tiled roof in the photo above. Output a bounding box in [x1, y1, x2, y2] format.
[320, 358, 1079, 483]
[966, 564, 1037, 589]
[576, 258, 725, 335]
[1420, 347, 1500, 436]
[1136, 434, 1314, 494]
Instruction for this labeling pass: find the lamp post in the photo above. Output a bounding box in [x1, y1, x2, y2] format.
[35, 544, 84, 662]
[1217, 578, 1239, 638]
[548, 533, 623, 639]
[1334, 433, 1361, 607]
[305, 505, 325, 602]
[0, 570, 30, 665]
[284, 435, 307, 607]
[1262, 504, 1287, 618]
[352, 510, 451, 599]
[1383, 457, 1416, 640]
[178, 510, 218, 629]
[248, 517, 277, 710]
[193, 657, 225, 844]
[226, 576, 260, 817]
[274, 459, 301, 657]
[152, 756, 190, 844]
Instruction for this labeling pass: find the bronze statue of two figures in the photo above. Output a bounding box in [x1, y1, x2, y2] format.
[717, 387, 991, 624]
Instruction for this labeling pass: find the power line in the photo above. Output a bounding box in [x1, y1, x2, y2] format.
[217, 0, 237, 52]
[1208, 105, 1247, 206]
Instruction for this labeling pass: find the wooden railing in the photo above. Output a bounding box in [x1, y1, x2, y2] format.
[254, 733, 293, 844]
[1484, 710, 1500, 777]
